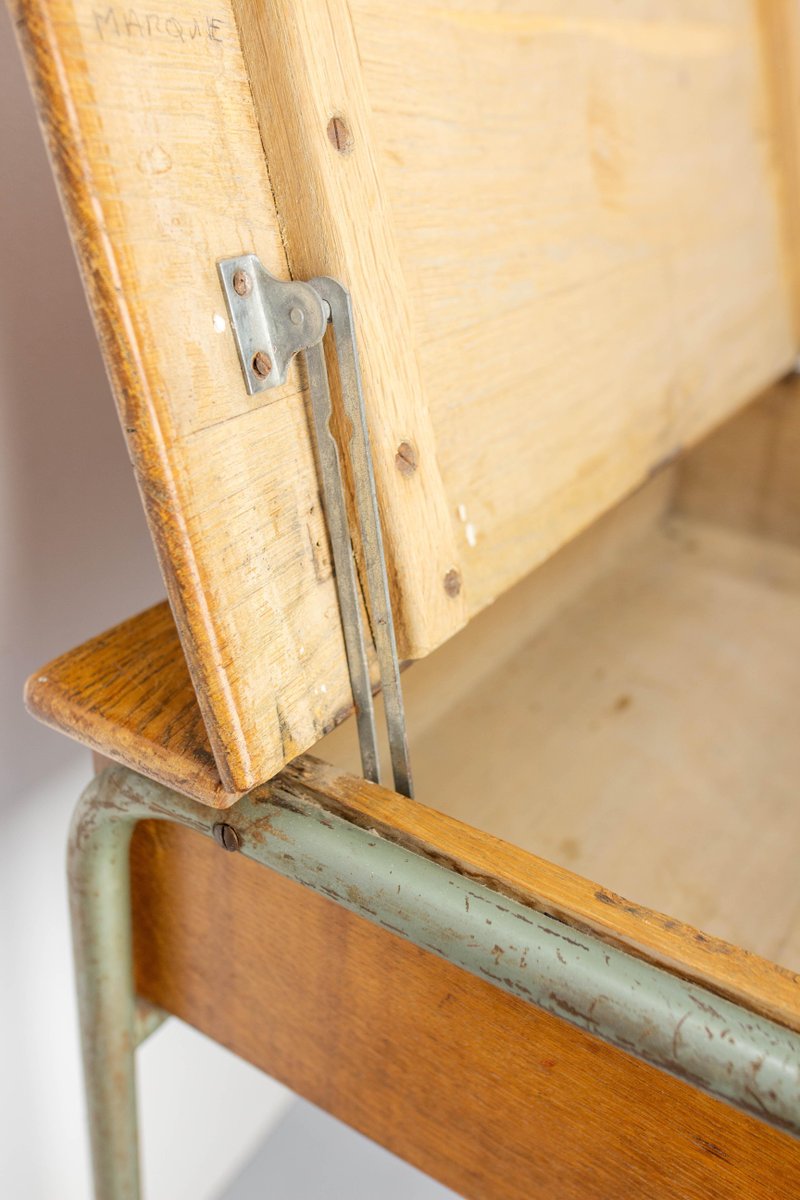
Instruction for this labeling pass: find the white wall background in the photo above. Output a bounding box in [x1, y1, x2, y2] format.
[0, 9, 294, 1196]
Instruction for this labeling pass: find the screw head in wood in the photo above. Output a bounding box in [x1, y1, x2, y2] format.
[212, 822, 241, 852]
[252, 351, 272, 379]
[327, 115, 354, 155]
[443, 568, 462, 598]
[395, 441, 418, 476]
[232, 269, 252, 297]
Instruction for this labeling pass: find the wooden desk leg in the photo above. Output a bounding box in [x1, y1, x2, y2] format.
[69, 763, 800, 1198]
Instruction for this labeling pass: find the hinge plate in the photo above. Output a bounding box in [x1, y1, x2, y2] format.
[218, 254, 327, 392]
[217, 255, 413, 798]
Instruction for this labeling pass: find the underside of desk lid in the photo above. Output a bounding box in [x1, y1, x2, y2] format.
[12, 0, 800, 791]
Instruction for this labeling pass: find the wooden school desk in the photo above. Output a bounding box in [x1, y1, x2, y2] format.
[11, 1, 800, 1195]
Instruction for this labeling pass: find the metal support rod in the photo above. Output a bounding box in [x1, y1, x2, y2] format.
[305, 338, 381, 784]
[68, 796, 140, 1200]
[218, 257, 413, 797]
[312, 278, 413, 798]
[70, 761, 800, 1200]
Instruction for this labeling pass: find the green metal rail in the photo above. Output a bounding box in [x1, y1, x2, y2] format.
[69, 765, 800, 1198]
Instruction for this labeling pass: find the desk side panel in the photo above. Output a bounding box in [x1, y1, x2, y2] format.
[132, 820, 800, 1200]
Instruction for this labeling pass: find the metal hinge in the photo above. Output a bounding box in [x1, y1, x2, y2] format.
[218, 255, 413, 798]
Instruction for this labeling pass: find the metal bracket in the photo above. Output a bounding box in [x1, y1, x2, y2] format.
[218, 256, 413, 798]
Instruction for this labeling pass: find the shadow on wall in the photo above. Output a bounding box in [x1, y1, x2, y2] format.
[0, 8, 164, 798]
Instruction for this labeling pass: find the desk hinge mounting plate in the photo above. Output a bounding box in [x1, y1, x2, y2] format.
[218, 255, 413, 799]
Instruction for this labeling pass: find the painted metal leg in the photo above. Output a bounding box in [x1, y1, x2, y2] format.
[68, 784, 141, 1199]
[68, 760, 800, 1199]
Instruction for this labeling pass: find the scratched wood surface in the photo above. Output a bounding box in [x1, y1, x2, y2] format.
[25, 462, 676, 809]
[25, 382, 800, 999]
[131, 819, 800, 1199]
[10, 0, 461, 796]
[236, 0, 799, 626]
[27, 533, 800, 1044]
[12, 0, 800, 793]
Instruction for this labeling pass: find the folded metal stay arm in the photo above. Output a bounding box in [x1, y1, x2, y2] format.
[218, 256, 412, 797]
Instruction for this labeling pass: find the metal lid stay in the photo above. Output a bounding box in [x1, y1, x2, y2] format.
[218, 255, 413, 799]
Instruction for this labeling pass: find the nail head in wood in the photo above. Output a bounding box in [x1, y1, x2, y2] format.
[327, 115, 354, 155]
[443, 568, 462, 598]
[395, 442, 418, 476]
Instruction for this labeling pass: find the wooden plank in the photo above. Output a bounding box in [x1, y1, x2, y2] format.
[24, 462, 675, 807]
[14, 0, 799, 793]
[25, 603, 239, 808]
[235, 0, 798, 633]
[10, 0, 456, 794]
[131, 818, 800, 1200]
[230, 0, 469, 656]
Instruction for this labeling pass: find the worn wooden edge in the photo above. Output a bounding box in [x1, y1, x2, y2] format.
[7, 0, 261, 792]
[277, 756, 800, 1035]
[24, 603, 242, 809]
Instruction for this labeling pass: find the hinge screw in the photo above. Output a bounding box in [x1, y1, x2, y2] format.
[252, 351, 272, 378]
[232, 269, 252, 297]
[212, 822, 241, 852]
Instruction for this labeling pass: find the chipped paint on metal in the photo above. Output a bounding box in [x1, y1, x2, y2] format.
[70, 766, 800, 1197]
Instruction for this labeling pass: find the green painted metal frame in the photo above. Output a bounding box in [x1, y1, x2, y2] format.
[70, 763, 800, 1198]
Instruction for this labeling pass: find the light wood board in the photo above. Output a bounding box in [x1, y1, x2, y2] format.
[238, 0, 799, 626]
[14, 0, 800, 794]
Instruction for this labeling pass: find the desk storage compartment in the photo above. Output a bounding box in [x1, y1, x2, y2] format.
[320, 378, 800, 974]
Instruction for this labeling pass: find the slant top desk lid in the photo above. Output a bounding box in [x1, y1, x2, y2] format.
[13, 0, 800, 791]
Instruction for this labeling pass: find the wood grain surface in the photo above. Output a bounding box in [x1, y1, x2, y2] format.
[25, 603, 240, 807]
[12, 0, 800, 794]
[23, 455, 675, 808]
[9, 0, 398, 792]
[277, 0, 797, 620]
[131, 819, 800, 1200]
[25, 392, 800, 1014]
